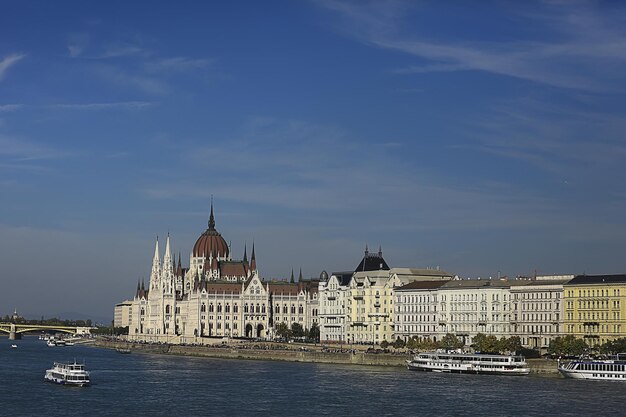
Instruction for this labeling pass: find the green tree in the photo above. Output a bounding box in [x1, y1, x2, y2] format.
[291, 322, 305, 338]
[275, 322, 292, 339]
[406, 337, 418, 350]
[307, 323, 320, 342]
[393, 337, 406, 349]
[440, 333, 464, 350]
[380, 340, 389, 349]
[548, 336, 588, 356]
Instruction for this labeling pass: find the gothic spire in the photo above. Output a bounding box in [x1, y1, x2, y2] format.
[208, 196, 215, 231]
[298, 267, 303, 282]
[378, 245, 382, 256]
[290, 268, 295, 283]
[243, 242, 248, 263]
[250, 242, 256, 271]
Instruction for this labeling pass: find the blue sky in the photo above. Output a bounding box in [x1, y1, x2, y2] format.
[2, 1, 626, 320]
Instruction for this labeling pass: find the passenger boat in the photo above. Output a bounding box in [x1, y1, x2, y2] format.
[558, 355, 626, 381]
[10, 344, 17, 349]
[407, 351, 530, 375]
[46, 340, 56, 347]
[116, 348, 131, 354]
[44, 361, 90, 387]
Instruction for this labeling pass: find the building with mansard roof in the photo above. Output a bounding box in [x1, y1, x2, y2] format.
[122, 203, 318, 344]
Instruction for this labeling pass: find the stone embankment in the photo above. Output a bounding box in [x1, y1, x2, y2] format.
[91, 338, 560, 374]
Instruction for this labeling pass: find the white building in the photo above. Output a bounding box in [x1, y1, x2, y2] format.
[122, 204, 318, 344]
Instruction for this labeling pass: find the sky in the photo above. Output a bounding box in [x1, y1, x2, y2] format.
[2, 0, 626, 321]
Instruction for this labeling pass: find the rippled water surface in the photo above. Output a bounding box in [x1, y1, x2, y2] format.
[1, 337, 623, 416]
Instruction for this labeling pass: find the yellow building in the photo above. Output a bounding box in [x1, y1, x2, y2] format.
[563, 274, 626, 348]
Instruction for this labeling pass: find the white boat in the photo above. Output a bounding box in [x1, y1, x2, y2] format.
[10, 344, 17, 349]
[65, 341, 75, 346]
[54, 340, 66, 346]
[47, 340, 56, 347]
[407, 351, 530, 375]
[44, 361, 90, 387]
[558, 355, 626, 381]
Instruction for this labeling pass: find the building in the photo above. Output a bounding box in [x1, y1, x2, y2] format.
[563, 274, 626, 348]
[122, 203, 318, 344]
[394, 280, 449, 342]
[510, 279, 570, 351]
[114, 300, 133, 328]
[318, 271, 351, 343]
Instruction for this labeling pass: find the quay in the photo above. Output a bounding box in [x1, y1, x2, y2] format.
[91, 338, 559, 375]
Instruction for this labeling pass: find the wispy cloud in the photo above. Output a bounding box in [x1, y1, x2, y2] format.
[67, 33, 90, 58]
[144, 57, 214, 73]
[0, 135, 73, 161]
[317, 1, 626, 92]
[0, 53, 26, 81]
[48, 101, 155, 110]
[0, 104, 23, 112]
[92, 64, 169, 95]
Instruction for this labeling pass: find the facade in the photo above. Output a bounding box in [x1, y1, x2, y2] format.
[318, 271, 351, 343]
[122, 204, 318, 344]
[114, 300, 133, 328]
[394, 281, 449, 342]
[510, 279, 569, 350]
[563, 274, 626, 348]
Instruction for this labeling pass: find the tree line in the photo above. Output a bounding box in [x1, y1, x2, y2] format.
[2, 315, 93, 327]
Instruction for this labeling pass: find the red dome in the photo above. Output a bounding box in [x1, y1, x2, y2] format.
[192, 203, 229, 259]
[192, 229, 229, 259]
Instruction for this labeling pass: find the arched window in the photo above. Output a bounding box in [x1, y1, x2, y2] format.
[283, 304, 288, 314]
[226, 304, 230, 313]
[291, 305, 296, 314]
[256, 304, 260, 313]
[275, 304, 280, 313]
[201, 304, 206, 313]
[262, 304, 266, 313]
[234, 304, 239, 313]
[298, 305, 303, 314]
[209, 303, 214, 313]
[217, 304, 222, 313]
[244, 304, 249, 313]
[165, 305, 171, 314]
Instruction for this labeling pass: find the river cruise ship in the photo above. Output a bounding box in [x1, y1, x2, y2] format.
[44, 361, 90, 387]
[558, 355, 626, 381]
[407, 351, 530, 375]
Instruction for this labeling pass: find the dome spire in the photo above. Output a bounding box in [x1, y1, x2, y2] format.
[208, 195, 216, 231]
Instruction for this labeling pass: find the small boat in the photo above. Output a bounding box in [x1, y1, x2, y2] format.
[47, 340, 56, 347]
[54, 340, 66, 346]
[407, 351, 530, 375]
[558, 354, 626, 381]
[116, 348, 131, 354]
[65, 341, 75, 346]
[10, 344, 17, 349]
[44, 361, 90, 387]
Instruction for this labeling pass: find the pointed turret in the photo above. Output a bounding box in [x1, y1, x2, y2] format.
[378, 245, 382, 257]
[208, 196, 216, 231]
[298, 267, 303, 282]
[150, 237, 161, 289]
[243, 242, 248, 263]
[135, 279, 141, 297]
[163, 233, 173, 273]
[290, 268, 295, 283]
[176, 252, 183, 276]
[250, 242, 257, 271]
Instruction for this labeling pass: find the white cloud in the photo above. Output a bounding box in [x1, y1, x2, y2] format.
[145, 57, 214, 73]
[0, 104, 23, 112]
[317, 1, 626, 92]
[0, 53, 26, 81]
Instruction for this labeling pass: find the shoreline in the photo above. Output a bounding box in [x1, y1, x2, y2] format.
[90, 338, 560, 375]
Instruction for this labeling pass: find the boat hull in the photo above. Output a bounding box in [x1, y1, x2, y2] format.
[407, 361, 529, 376]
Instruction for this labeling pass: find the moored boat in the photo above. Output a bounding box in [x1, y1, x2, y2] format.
[44, 361, 90, 387]
[407, 351, 530, 375]
[558, 355, 626, 381]
[10, 344, 17, 349]
[116, 348, 131, 354]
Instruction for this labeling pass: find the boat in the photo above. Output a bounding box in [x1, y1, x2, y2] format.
[44, 361, 90, 387]
[47, 340, 56, 347]
[65, 341, 75, 346]
[10, 344, 17, 349]
[55, 340, 67, 346]
[406, 351, 530, 375]
[116, 348, 131, 354]
[558, 354, 626, 381]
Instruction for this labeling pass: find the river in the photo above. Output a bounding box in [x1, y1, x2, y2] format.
[0, 336, 622, 416]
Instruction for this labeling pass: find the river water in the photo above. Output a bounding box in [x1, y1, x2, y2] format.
[0, 337, 623, 416]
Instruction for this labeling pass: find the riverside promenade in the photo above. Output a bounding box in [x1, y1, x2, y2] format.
[91, 338, 559, 374]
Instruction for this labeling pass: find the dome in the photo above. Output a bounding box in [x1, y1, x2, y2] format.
[192, 203, 229, 259]
[319, 270, 329, 281]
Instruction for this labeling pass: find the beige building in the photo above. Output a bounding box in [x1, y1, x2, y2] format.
[114, 300, 133, 328]
[510, 278, 570, 351]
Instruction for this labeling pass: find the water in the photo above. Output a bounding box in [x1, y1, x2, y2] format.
[1, 337, 623, 417]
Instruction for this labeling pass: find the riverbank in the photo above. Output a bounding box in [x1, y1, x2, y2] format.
[90, 338, 560, 374]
